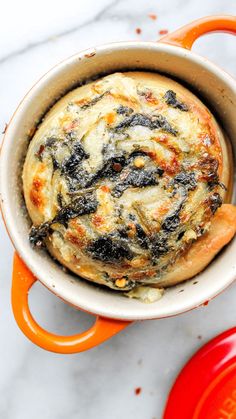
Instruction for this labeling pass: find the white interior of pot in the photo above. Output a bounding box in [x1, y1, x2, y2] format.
[1, 42, 236, 320]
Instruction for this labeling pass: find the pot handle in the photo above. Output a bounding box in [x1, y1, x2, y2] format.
[12, 253, 131, 354]
[159, 15, 236, 49]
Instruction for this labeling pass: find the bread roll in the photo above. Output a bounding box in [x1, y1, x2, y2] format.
[23, 72, 234, 292]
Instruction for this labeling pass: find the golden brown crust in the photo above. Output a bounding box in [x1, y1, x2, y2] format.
[154, 204, 236, 287]
[23, 72, 233, 291]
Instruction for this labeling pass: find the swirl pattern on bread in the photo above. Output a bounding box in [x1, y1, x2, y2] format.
[23, 72, 230, 292]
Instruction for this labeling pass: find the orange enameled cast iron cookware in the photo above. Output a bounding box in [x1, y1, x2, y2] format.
[1, 16, 236, 354]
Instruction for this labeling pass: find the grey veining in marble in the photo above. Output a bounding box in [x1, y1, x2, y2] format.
[0, 0, 236, 418]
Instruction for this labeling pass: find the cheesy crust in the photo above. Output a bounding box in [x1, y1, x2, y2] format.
[23, 72, 231, 292]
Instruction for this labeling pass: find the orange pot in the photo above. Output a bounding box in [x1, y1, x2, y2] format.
[1, 16, 236, 353]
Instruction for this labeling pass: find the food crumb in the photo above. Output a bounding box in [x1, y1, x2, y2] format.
[85, 51, 96, 58]
[134, 157, 145, 169]
[100, 185, 110, 193]
[115, 278, 127, 288]
[148, 13, 157, 20]
[136, 28, 142, 35]
[197, 335, 202, 340]
[135, 387, 142, 395]
[2, 123, 8, 134]
[159, 29, 169, 35]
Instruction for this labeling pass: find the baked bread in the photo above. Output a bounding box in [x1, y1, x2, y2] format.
[23, 72, 235, 293]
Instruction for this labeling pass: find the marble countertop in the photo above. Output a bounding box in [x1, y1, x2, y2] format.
[0, 1, 236, 418]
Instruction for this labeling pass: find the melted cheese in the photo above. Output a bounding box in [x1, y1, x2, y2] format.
[23, 72, 233, 294]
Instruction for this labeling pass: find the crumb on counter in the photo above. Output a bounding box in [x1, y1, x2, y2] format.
[135, 387, 142, 396]
[136, 28, 142, 35]
[148, 13, 157, 20]
[159, 29, 169, 35]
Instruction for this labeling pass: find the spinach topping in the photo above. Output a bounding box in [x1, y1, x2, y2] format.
[135, 222, 169, 258]
[51, 156, 60, 170]
[209, 192, 222, 214]
[162, 209, 181, 232]
[94, 155, 127, 180]
[112, 168, 162, 197]
[66, 169, 94, 191]
[128, 214, 170, 258]
[57, 193, 64, 208]
[45, 137, 57, 147]
[36, 137, 60, 167]
[42, 135, 89, 174]
[29, 222, 51, 248]
[87, 235, 133, 263]
[116, 105, 134, 115]
[97, 150, 153, 180]
[80, 92, 108, 110]
[150, 235, 169, 258]
[172, 172, 197, 191]
[164, 90, 188, 111]
[54, 194, 98, 226]
[116, 227, 129, 239]
[62, 143, 89, 174]
[177, 231, 185, 241]
[135, 223, 149, 249]
[65, 148, 163, 195]
[29, 193, 98, 247]
[67, 155, 127, 191]
[114, 113, 178, 136]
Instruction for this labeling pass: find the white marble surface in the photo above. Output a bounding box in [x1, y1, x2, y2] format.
[0, 1, 236, 418]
